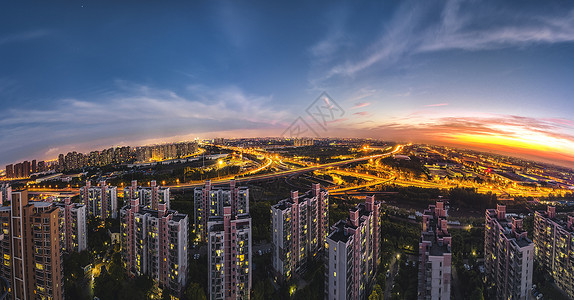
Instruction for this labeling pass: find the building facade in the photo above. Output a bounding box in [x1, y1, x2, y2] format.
[206, 180, 252, 300]
[0, 183, 10, 206]
[418, 201, 452, 300]
[533, 206, 574, 298]
[0, 191, 65, 300]
[271, 184, 329, 281]
[80, 180, 118, 219]
[325, 196, 381, 300]
[484, 205, 534, 300]
[123, 180, 170, 210]
[54, 198, 88, 252]
[194, 180, 249, 242]
[120, 199, 188, 295]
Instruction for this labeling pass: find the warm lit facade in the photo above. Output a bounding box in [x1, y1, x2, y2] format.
[0, 191, 65, 300]
[207, 187, 252, 300]
[120, 199, 188, 295]
[484, 205, 534, 300]
[194, 180, 249, 241]
[80, 180, 118, 219]
[271, 184, 329, 281]
[325, 196, 381, 300]
[418, 201, 451, 300]
[533, 206, 574, 298]
[123, 180, 170, 210]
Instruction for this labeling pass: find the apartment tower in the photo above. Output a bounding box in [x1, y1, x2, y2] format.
[325, 195, 381, 300]
[484, 205, 534, 300]
[533, 206, 574, 298]
[418, 201, 452, 300]
[271, 183, 329, 281]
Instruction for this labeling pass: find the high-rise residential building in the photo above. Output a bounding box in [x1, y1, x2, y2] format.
[484, 205, 534, 300]
[0, 184, 10, 206]
[207, 188, 252, 300]
[0, 191, 65, 300]
[533, 206, 574, 298]
[120, 199, 188, 295]
[5, 164, 13, 178]
[123, 180, 170, 210]
[325, 196, 381, 300]
[54, 198, 88, 252]
[13, 163, 23, 178]
[194, 180, 249, 242]
[80, 180, 118, 220]
[418, 201, 452, 300]
[22, 161, 30, 178]
[271, 184, 329, 281]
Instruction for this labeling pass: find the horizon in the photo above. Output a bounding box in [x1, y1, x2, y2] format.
[2, 1, 574, 170]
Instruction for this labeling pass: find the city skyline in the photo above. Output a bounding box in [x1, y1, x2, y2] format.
[2, 1, 574, 168]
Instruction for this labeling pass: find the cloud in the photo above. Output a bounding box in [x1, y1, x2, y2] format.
[322, 0, 574, 79]
[0, 29, 54, 46]
[0, 83, 289, 165]
[352, 102, 371, 109]
[425, 103, 448, 107]
[361, 113, 574, 167]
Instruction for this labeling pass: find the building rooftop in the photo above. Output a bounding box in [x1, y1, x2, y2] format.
[328, 220, 351, 243]
[171, 213, 187, 222]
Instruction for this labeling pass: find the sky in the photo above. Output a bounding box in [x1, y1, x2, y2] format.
[1, 0, 574, 168]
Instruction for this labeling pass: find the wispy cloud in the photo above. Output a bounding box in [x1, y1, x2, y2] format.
[352, 102, 371, 109]
[319, 0, 574, 79]
[0, 82, 289, 165]
[425, 103, 448, 107]
[361, 113, 574, 167]
[0, 29, 54, 46]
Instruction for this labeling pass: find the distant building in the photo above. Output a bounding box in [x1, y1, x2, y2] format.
[325, 196, 381, 300]
[271, 184, 329, 281]
[123, 180, 170, 210]
[484, 205, 533, 300]
[120, 200, 188, 295]
[80, 180, 118, 220]
[0, 191, 65, 300]
[5, 164, 13, 178]
[293, 138, 314, 147]
[418, 201, 452, 300]
[194, 180, 249, 242]
[207, 187, 252, 300]
[533, 206, 574, 298]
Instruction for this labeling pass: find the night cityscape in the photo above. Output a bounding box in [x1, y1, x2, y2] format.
[1, 1, 574, 300]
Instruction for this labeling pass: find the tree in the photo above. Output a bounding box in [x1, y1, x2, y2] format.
[369, 284, 384, 300]
[184, 282, 207, 300]
[470, 288, 484, 300]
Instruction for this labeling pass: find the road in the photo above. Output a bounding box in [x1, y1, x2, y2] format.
[168, 144, 403, 190]
[384, 255, 399, 299]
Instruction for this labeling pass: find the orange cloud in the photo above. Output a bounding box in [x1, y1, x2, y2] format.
[358, 114, 574, 168]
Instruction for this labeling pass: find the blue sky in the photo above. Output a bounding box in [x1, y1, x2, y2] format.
[2, 0, 574, 167]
